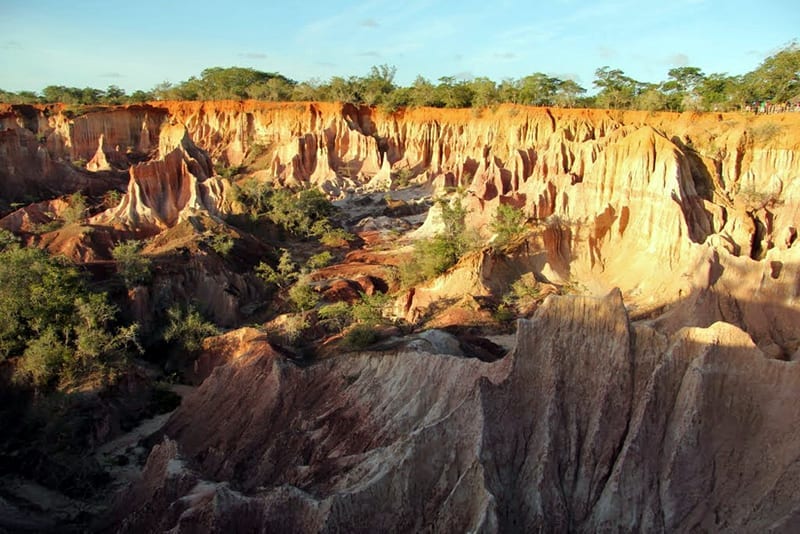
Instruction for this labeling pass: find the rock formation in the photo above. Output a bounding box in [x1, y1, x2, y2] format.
[110, 291, 800, 532]
[2, 101, 798, 342]
[1, 101, 799, 531]
[91, 122, 227, 232]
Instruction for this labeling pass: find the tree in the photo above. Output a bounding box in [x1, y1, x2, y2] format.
[103, 85, 126, 105]
[635, 86, 669, 111]
[661, 67, 705, 111]
[555, 79, 586, 108]
[183, 66, 293, 100]
[61, 192, 87, 224]
[152, 81, 176, 100]
[111, 240, 152, 288]
[247, 77, 295, 101]
[518, 73, 560, 106]
[741, 41, 800, 102]
[497, 78, 521, 104]
[326, 76, 363, 104]
[665, 67, 705, 93]
[41, 85, 79, 104]
[468, 77, 499, 107]
[593, 67, 639, 109]
[408, 76, 441, 107]
[129, 89, 154, 103]
[490, 204, 527, 249]
[360, 64, 397, 105]
[291, 79, 324, 101]
[436, 76, 474, 108]
[696, 73, 738, 110]
[162, 304, 219, 352]
[0, 89, 39, 104]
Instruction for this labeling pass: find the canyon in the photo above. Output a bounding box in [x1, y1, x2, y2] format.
[1, 100, 799, 532]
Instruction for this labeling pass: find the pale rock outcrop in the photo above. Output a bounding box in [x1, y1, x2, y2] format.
[86, 133, 128, 171]
[364, 154, 393, 191]
[91, 124, 226, 231]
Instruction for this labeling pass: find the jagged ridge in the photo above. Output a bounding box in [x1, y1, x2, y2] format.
[112, 291, 800, 532]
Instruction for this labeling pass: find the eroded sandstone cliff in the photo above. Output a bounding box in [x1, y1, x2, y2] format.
[3, 100, 799, 346]
[111, 291, 800, 533]
[2, 101, 799, 531]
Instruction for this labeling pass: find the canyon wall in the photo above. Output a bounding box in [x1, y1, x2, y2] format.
[112, 291, 800, 533]
[2, 101, 799, 350]
[3, 101, 799, 532]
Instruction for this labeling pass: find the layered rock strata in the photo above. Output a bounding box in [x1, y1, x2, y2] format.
[2, 101, 798, 347]
[112, 291, 800, 532]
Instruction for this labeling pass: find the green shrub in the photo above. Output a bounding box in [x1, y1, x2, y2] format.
[342, 324, 380, 350]
[558, 278, 587, 295]
[493, 303, 516, 323]
[214, 162, 245, 178]
[510, 274, 540, 300]
[392, 168, 416, 188]
[0, 247, 81, 359]
[318, 302, 352, 332]
[17, 329, 71, 387]
[207, 233, 235, 256]
[30, 220, 62, 234]
[279, 313, 310, 344]
[288, 277, 319, 311]
[0, 246, 140, 387]
[162, 304, 219, 352]
[490, 204, 527, 249]
[111, 240, 152, 288]
[102, 189, 123, 209]
[256, 248, 297, 288]
[267, 188, 337, 238]
[400, 233, 465, 286]
[351, 292, 391, 325]
[62, 192, 88, 224]
[0, 229, 19, 251]
[305, 251, 333, 271]
[318, 227, 356, 247]
[400, 194, 474, 286]
[497, 273, 541, 320]
[233, 178, 274, 217]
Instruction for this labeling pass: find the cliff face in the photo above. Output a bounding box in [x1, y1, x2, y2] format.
[113, 292, 800, 533]
[2, 101, 798, 348]
[91, 123, 227, 231]
[4, 102, 799, 531]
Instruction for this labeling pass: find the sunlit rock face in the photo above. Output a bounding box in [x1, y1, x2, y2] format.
[91, 123, 227, 232]
[3, 100, 799, 348]
[3, 100, 799, 532]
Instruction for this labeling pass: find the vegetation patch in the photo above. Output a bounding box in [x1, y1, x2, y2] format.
[400, 193, 476, 286]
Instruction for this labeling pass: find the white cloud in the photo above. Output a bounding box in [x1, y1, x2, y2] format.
[667, 53, 689, 67]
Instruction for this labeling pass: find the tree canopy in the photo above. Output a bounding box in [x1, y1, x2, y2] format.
[0, 243, 139, 388]
[3, 42, 799, 112]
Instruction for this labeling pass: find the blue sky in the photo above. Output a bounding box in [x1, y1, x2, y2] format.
[1, 0, 798, 94]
